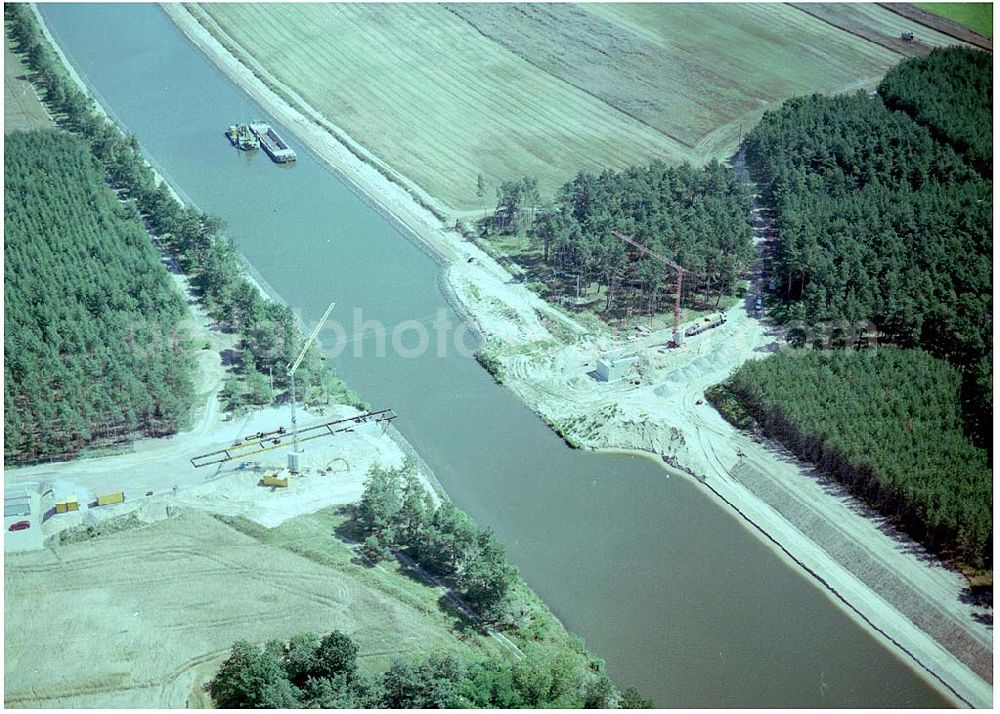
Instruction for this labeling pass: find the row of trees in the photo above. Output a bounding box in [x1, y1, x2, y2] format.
[5, 4, 363, 417]
[724, 347, 991, 569]
[5, 130, 194, 463]
[209, 629, 650, 708]
[878, 46, 991, 174]
[487, 161, 755, 317]
[745, 83, 992, 447]
[355, 466, 518, 623]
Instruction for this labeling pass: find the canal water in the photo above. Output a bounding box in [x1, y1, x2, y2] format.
[38, 4, 947, 707]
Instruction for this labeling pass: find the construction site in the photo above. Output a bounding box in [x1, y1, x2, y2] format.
[5, 299, 413, 541]
[6, 2, 992, 709]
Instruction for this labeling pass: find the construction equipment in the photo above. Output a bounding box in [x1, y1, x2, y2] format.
[97, 491, 125, 507]
[685, 314, 727, 338]
[287, 301, 336, 473]
[611, 230, 689, 348]
[190, 409, 398, 468]
[261, 473, 289, 488]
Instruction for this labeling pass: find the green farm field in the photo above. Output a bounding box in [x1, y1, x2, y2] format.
[917, 3, 993, 36]
[194, 3, 966, 212]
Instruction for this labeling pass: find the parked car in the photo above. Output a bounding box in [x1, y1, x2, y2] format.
[8, 520, 30, 532]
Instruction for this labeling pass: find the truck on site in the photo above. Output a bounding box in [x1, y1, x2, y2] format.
[96, 491, 125, 507]
[685, 314, 727, 338]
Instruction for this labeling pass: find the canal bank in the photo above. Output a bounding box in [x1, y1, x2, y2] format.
[36, 3, 970, 707]
[159, 3, 990, 707]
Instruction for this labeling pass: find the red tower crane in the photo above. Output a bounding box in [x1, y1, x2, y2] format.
[611, 230, 688, 348]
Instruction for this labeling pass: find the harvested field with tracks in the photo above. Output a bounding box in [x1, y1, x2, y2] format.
[192, 3, 965, 211]
[3, 510, 501, 708]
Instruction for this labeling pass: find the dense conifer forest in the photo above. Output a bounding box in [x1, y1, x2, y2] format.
[745, 94, 990, 367]
[725, 48, 993, 570]
[488, 162, 755, 316]
[717, 348, 991, 569]
[879, 46, 992, 174]
[745, 48, 992, 447]
[4, 4, 363, 425]
[5, 130, 194, 462]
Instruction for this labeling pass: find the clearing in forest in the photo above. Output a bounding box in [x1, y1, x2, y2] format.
[4, 35, 49, 131]
[193, 3, 964, 212]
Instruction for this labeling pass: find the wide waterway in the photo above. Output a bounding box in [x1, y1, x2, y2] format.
[38, 4, 948, 707]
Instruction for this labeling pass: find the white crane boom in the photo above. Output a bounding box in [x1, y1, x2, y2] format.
[286, 301, 335, 472]
[288, 301, 336, 376]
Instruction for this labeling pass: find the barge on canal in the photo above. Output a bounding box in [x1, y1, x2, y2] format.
[249, 122, 296, 163]
[226, 123, 259, 151]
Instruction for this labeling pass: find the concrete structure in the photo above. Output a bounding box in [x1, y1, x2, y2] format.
[596, 351, 638, 382]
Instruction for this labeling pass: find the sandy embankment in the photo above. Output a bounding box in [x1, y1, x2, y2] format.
[156, 6, 988, 707]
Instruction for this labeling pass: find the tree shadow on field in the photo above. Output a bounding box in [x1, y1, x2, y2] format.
[437, 593, 483, 637]
[331, 504, 371, 567]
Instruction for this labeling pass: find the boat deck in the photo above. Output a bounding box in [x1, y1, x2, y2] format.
[249, 122, 296, 163]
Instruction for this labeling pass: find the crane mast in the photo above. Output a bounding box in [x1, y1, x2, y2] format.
[286, 301, 336, 472]
[611, 230, 688, 348]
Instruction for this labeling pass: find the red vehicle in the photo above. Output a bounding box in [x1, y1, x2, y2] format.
[8, 520, 30, 532]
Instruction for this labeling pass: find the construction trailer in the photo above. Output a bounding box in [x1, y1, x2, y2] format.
[261, 474, 289, 488]
[96, 491, 125, 507]
[54, 495, 80, 514]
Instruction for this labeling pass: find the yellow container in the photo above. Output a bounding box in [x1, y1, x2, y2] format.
[262, 474, 288, 488]
[67, 496, 79, 512]
[97, 491, 125, 506]
[55, 501, 67, 514]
